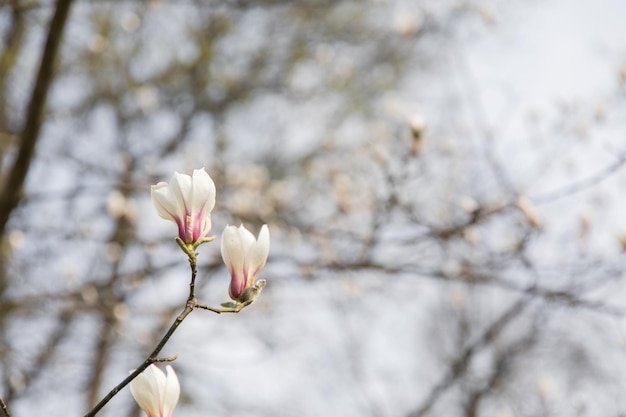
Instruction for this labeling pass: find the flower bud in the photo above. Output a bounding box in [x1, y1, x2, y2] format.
[130, 364, 180, 417]
[151, 168, 216, 245]
[221, 224, 270, 302]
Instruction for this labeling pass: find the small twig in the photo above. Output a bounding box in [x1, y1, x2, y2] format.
[84, 303, 195, 417]
[195, 303, 242, 314]
[0, 397, 11, 417]
[153, 354, 178, 363]
[85, 238, 253, 415]
[195, 278, 265, 314]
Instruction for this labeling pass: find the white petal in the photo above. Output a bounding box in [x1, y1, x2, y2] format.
[247, 225, 270, 276]
[130, 365, 166, 416]
[220, 225, 231, 270]
[162, 365, 180, 416]
[190, 168, 216, 216]
[237, 224, 256, 254]
[169, 171, 192, 215]
[221, 225, 242, 275]
[151, 182, 180, 222]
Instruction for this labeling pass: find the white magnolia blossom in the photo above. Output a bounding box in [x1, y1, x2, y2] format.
[130, 364, 180, 417]
[221, 224, 270, 301]
[151, 168, 216, 245]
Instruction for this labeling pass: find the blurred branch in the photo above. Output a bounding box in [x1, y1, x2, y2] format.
[0, 0, 72, 404]
[0, 0, 25, 134]
[327, 260, 626, 317]
[84, 269, 197, 417]
[0, 1, 40, 12]
[406, 298, 530, 417]
[0, 396, 10, 417]
[463, 330, 538, 417]
[0, 0, 73, 236]
[531, 151, 626, 204]
[451, 42, 517, 198]
[4, 307, 76, 403]
[86, 165, 136, 410]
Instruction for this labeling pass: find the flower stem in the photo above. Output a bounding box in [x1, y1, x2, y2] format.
[84, 249, 200, 417]
[187, 249, 198, 300]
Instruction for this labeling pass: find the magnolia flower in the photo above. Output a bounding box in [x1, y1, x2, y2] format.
[221, 224, 270, 303]
[130, 364, 180, 417]
[151, 168, 216, 245]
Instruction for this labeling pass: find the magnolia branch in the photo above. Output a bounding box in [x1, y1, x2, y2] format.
[84, 245, 249, 417]
[84, 280, 195, 416]
[85, 169, 269, 416]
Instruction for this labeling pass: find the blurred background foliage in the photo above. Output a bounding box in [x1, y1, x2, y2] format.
[1, 0, 626, 416]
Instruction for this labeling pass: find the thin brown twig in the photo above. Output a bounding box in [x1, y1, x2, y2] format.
[195, 303, 242, 314]
[153, 354, 178, 363]
[84, 243, 240, 417]
[84, 304, 195, 417]
[84, 249, 201, 417]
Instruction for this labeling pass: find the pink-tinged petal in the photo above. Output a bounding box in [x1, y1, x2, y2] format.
[151, 169, 217, 244]
[190, 213, 211, 242]
[247, 224, 270, 277]
[229, 277, 245, 300]
[222, 224, 270, 300]
[161, 365, 180, 417]
[222, 225, 249, 298]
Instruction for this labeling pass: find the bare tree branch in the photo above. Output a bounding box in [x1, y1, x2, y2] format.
[406, 298, 530, 417]
[0, 0, 73, 236]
